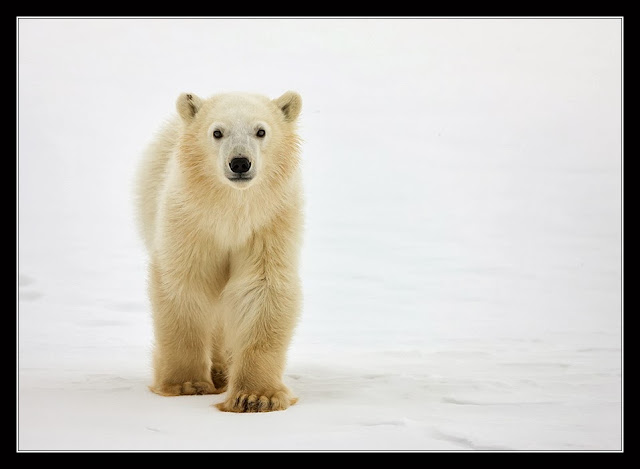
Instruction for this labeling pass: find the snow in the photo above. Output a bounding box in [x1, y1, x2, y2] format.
[17, 18, 622, 452]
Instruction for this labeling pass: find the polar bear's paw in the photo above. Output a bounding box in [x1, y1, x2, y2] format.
[150, 381, 219, 396]
[210, 368, 228, 393]
[215, 390, 298, 413]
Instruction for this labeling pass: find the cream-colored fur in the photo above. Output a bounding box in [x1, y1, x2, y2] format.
[135, 91, 303, 413]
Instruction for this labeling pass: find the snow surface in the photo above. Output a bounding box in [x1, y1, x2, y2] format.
[17, 18, 623, 452]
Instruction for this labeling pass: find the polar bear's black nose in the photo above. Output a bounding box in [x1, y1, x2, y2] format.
[229, 157, 252, 174]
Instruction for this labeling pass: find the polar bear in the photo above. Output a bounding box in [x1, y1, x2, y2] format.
[135, 91, 303, 413]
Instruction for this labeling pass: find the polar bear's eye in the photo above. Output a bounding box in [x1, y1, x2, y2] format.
[256, 129, 266, 138]
[213, 130, 223, 139]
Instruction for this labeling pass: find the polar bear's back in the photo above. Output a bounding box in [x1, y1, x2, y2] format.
[135, 117, 181, 251]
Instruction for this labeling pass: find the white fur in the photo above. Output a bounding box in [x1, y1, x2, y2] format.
[135, 91, 304, 412]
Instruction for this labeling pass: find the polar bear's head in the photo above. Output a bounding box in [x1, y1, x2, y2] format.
[176, 91, 302, 191]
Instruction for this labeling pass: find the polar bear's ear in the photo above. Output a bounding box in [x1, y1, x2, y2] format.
[176, 93, 203, 122]
[273, 91, 302, 122]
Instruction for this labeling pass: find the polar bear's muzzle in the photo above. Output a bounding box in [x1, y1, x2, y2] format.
[224, 154, 256, 187]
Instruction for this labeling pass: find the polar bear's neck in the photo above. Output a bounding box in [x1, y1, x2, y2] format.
[168, 164, 301, 250]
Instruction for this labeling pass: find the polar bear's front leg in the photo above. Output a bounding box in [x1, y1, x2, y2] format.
[148, 261, 220, 397]
[217, 236, 301, 412]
